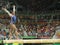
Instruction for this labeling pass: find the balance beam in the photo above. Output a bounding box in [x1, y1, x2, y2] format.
[3, 39, 60, 43]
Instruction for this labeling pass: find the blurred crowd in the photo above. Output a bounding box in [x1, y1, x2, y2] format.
[0, 22, 60, 40]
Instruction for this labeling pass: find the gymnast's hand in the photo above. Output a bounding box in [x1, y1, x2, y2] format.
[13, 5, 15, 7]
[2, 7, 6, 10]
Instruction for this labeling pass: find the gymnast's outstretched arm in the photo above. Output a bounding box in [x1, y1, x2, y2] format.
[2, 7, 12, 17]
[13, 5, 16, 15]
